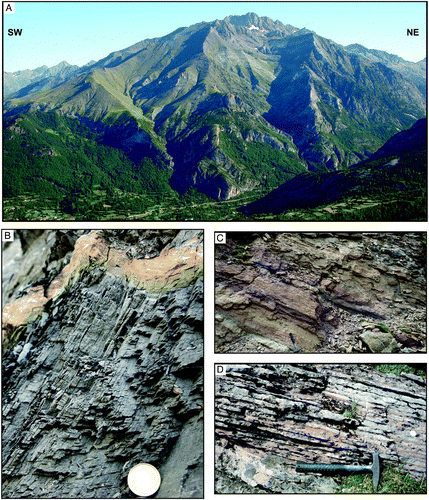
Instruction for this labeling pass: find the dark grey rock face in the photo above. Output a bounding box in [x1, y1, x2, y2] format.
[2, 230, 203, 498]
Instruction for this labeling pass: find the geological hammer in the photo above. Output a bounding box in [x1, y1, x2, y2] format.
[289, 332, 302, 353]
[296, 452, 380, 490]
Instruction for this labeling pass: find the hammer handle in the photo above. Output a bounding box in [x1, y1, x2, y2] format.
[296, 463, 371, 473]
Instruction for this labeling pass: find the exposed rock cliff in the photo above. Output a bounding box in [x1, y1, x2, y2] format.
[215, 364, 426, 493]
[215, 232, 426, 353]
[2, 229, 203, 498]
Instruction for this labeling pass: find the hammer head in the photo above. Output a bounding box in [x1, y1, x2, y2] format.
[371, 452, 380, 491]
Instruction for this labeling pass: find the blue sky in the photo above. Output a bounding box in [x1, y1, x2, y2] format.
[3, 2, 427, 72]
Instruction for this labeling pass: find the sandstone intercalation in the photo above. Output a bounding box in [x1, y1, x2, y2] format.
[215, 232, 426, 353]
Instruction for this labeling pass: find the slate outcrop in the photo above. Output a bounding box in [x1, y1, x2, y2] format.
[2, 229, 204, 498]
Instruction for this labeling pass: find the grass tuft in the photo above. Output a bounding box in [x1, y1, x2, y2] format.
[376, 364, 426, 378]
[336, 462, 426, 494]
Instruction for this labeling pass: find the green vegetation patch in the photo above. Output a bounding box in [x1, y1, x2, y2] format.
[3, 111, 175, 220]
[375, 364, 426, 378]
[375, 323, 390, 333]
[232, 244, 251, 263]
[218, 130, 305, 190]
[2, 325, 27, 351]
[336, 462, 426, 494]
[342, 400, 359, 419]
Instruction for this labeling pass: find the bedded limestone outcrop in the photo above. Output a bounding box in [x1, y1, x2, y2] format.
[2, 229, 203, 498]
[215, 364, 426, 493]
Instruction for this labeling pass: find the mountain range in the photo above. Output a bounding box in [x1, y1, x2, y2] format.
[3, 12, 427, 220]
[343, 44, 426, 94]
[4, 61, 80, 97]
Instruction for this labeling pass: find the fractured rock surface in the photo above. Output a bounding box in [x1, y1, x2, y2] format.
[215, 364, 426, 493]
[215, 232, 426, 353]
[2, 229, 203, 498]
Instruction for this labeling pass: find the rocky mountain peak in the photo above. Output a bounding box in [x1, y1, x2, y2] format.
[53, 60, 71, 71]
[224, 12, 267, 28]
[223, 12, 296, 34]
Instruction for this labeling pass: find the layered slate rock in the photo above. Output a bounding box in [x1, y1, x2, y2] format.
[215, 364, 426, 493]
[215, 232, 426, 353]
[2, 229, 203, 498]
